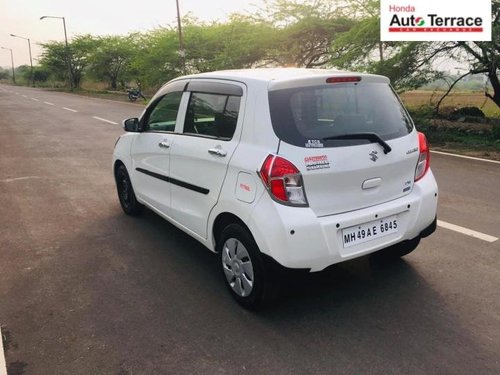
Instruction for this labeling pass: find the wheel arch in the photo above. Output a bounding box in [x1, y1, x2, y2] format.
[212, 212, 252, 253]
[113, 159, 125, 176]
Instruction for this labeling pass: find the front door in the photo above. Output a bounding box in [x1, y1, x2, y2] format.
[130, 90, 185, 215]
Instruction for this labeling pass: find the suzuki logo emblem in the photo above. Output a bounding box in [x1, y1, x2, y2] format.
[369, 150, 378, 162]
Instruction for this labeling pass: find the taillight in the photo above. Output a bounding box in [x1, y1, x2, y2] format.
[414, 132, 430, 182]
[259, 154, 308, 206]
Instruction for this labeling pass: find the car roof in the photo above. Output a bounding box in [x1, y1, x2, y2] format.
[175, 68, 390, 88]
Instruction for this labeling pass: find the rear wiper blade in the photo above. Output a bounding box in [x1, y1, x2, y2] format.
[323, 132, 392, 154]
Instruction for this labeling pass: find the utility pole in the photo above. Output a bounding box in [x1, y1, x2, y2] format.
[10, 34, 33, 86]
[175, 0, 186, 75]
[40, 16, 73, 89]
[1, 47, 16, 84]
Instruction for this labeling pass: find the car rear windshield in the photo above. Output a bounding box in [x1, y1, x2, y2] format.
[268, 83, 413, 148]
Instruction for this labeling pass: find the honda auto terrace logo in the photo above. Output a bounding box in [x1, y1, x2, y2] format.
[380, 0, 492, 41]
[369, 151, 379, 162]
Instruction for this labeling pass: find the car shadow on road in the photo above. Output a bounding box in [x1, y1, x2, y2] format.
[101, 209, 491, 373]
[5, 206, 493, 374]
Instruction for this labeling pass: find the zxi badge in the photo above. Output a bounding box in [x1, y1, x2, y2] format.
[369, 150, 378, 162]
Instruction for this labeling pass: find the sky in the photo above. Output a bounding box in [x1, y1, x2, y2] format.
[0, 0, 265, 68]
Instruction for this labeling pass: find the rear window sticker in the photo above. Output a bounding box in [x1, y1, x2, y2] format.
[305, 140, 324, 148]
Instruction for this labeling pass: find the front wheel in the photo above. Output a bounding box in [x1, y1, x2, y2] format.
[115, 164, 143, 216]
[218, 224, 280, 309]
[128, 92, 137, 102]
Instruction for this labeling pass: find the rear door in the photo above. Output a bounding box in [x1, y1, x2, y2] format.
[268, 76, 419, 217]
[168, 80, 245, 238]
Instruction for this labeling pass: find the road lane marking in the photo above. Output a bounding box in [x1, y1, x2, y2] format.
[431, 151, 500, 165]
[437, 220, 498, 243]
[31, 98, 39, 102]
[22, 95, 27, 98]
[44, 101, 54, 106]
[62, 107, 78, 112]
[1, 176, 41, 183]
[0, 326, 7, 375]
[92, 116, 118, 125]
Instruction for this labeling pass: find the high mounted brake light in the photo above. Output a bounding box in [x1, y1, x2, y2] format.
[414, 132, 430, 182]
[259, 154, 308, 206]
[326, 76, 362, 84]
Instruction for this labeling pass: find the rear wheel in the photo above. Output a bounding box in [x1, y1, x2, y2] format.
[115, 164, 143, 216]
[128, 92, 137, 102]
[218, 224, 280, 309]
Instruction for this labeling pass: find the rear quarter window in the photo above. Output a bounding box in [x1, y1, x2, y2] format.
[269, 83, 413, 148]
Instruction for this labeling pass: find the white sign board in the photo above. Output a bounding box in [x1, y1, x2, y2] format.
[380, 0, 492, 41]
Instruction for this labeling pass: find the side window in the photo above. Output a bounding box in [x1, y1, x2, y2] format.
[145, 91, 183, 132]
[183, 92, 241, 140]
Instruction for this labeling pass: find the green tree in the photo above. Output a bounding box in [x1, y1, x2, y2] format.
[255, 0, 354, 67]
[0, 67, 10, 80]
[128, 28, 181, 89]
[14, 65, 31, 85]
[40, 35, 96, 88]
[183, 16, 275, 72]
[431, 0, 500, 108]
[330, 0, 439, 91]
[87, 36, 136, 89]
[39, 42, 67, 83]
[33, 67, 49, 84]
[68, 35, 96, 88]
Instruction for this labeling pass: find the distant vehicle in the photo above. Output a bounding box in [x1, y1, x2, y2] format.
[126, 87, 146, 102]
[113, 68, 438, 309]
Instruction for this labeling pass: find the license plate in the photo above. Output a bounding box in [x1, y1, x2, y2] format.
[342, 215, 399, 248]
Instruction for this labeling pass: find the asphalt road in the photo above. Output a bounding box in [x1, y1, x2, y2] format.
[1, 84, 499, 375]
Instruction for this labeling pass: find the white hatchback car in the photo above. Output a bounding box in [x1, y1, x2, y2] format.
[113, 68, 438, 308]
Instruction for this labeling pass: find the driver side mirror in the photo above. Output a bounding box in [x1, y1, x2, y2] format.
[123, 118, 140, 132]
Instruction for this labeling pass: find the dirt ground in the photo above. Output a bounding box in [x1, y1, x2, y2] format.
[401, 90, 500, 118]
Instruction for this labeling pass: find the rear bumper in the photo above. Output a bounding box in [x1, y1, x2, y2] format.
[248, 170, 438, 272]
[420, 216, 437, 238]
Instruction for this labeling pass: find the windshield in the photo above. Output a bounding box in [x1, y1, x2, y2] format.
[268, 83, 413, 148]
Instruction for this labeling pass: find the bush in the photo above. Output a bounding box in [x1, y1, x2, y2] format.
[492, 125, 500, 140]
[407, 105, 433, 124]
[449, 106, 486, 120]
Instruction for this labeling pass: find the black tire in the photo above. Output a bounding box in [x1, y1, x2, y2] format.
[218, 224, 280, 309]
[374, 237, 421, 260]
[128, 93, 137, 102]
[115, 164, 143, 216]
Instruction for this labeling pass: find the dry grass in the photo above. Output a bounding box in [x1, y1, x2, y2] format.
[401, 90, 500, 118]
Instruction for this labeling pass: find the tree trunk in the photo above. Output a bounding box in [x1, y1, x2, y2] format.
[379, 42, 384, 62]
[486, 70, 500, 108]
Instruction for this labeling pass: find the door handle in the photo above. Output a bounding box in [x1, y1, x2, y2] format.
[158, 140, 170, 149]
[208, 148, 227, 157]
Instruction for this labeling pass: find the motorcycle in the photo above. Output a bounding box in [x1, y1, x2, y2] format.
[126, 87, 146, 102]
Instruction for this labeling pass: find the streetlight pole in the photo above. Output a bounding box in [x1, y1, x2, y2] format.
[175, 0, 186, 75]
[40, 16, 73, 89]
[1, 47, 16, 84]
[10, 34, 33, 86]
